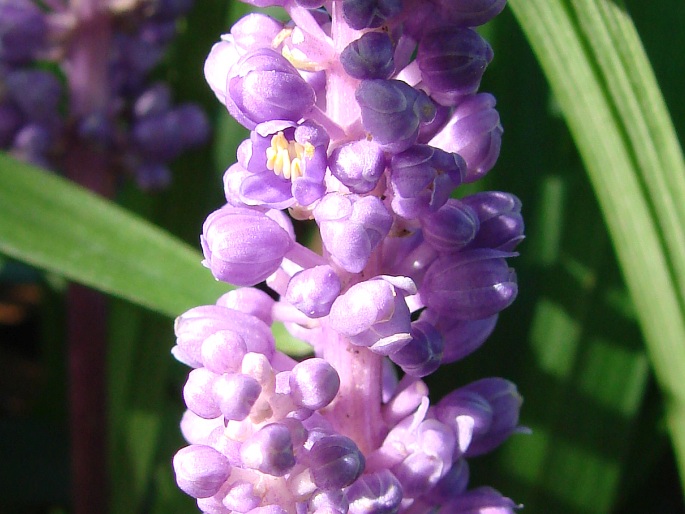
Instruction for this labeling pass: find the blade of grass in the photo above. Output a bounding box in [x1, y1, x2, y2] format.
[509, 0, 685, 492]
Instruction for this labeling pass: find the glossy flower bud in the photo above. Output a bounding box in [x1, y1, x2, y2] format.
[462, 191, 525, 251]
[227, 48, 316, 129]
[329, 139, 386, 194]
[286, 265, 342, 318]
[341, 31, 395, 80]
[240, 423, 296, 476]
[213, 373, 262, 420]
[356, 79, 436, 153]
[0, 0, 46, 65]
[419, 249, 517, 320]
[201, 205, 294, 286]
[439, 486, 519, 514]
[289, 358, 340, 410]
[314, 193, 392, 273]
[429, 93, 502, 182]
[346, 470, 403, 514]
[309, 435, 365, 489]
[420, 199, 480, 252]
[389, 319, 444, 377]
[435, 0, 507, 27]
[342, 0, 403, 29]
[417, 27, 493, 105]
[173, 445, 231, 498]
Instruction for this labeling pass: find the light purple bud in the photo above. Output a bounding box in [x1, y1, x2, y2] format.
[289, 358, 340, 410]
[180, 410, 222, 445]
[328, 276, 414, 355]
[390, 145, 465, 219]
[342, 0, 403, 29]
[429, 93, 503, 182]
[184, 368, 222, 419]
[197, 494, 230, 514]
[231, 13, 284, 53]
[419, 250, 517, 320]
[314, 193, 393, 273]
[389, 319, 443, 377]
[286, 266, 342, 318]
[435, 313, 498, 364]
[435, 0, 507, 27]
[201, 205, 294, 286]
[173, 444, 231, 498]
[329, 139, 386, 194]
[356, 80, 436, 153]
[201, 330, 248, 374]
[223, 481, 261, 512]
[439, 486, 519, 514]
[461, 192, 525, 251]
[0, 0, 46, 64]
[346, 470, 403, 514]
[213, 373, 262, 420]
[240, 423, 296, 476]
[204, 38, 241, 105]
[216, 287, 275, 325]
[309, 435, 365, 489]
[420, 199, 480, 252]
[341, 32, 395, 80]
[227, 48, 316, 129]
[383, 376, 429, 426]
[417, 27, 493, 105]
[457, 378, 523, 456]
[309, 490, 349, 514]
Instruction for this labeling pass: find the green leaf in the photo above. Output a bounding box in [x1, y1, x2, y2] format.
[509, 0, 685, 495]
[0, 152, 228, 318]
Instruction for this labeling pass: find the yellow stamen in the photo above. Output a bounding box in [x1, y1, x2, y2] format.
[266, 131, 307, 181]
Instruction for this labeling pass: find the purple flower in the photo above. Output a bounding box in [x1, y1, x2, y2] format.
[309, 435, 365, 489]
[462, 191, 525, 251]
[389, 319, 444, 377]
[0, 0, 46, 65]
[356, 79, 437, 153]
[201, 205, 294, 286]
[329, 139, 387, 194]
[438, 486, 519, 514]
[226, 48, 316, 129]
[342, 0, 403, 29]
[346, 470, 403, 514]
[420, 199, 480, 252]
[286, 265, 342, 318]
[240, 423, 296, 476]
[341, 31, 395, 80]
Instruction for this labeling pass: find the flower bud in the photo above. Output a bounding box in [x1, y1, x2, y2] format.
[342, 0, 403, 29]
[286, 265, 342, 318]
[346, 470, 403, 514]
[329, 139, 386, 194]
[420, 199, 480, 252]
[0, 0, 46, 65]
[341, 31, 395, 80]
[419, 249, 517, 320]
[289, 358, 340, 410]
[439, 486, 519, 514]
[429, 93, 503, 182]
[227, 48, 316, 129]
[201, 205, 294, 286]
[462, 191, 525, 251]
[173, 445, 231, 498]
[417, 27, 493, 105]
[389, 319, 444, 377]
[184, 368, 221, 419]
[356, 79, 436, 153]
[309, 435, 365, 489]
[240, 423, 296, 476]
[213, 373, 262, 420]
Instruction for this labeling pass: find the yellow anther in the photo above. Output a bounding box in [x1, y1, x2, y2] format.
[281, 45, 325, 72]
[266, 131, 307, 181]
[272, 28, 293, 49]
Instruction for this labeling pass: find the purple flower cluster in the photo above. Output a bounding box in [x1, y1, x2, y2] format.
[0, 0, 208, 188]
[174, 1, 524, 512]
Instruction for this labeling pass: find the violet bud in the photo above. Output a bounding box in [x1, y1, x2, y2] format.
[430, 458, 470, 504]
[461, 191, 525, 251]
[223, 481, 261, 512]
[240, 423, 296, 476]
[204, 38, 241, 106]
[309, 435, 365, 489]
[216, 287, 275, 325]
[356, 79, 436, 153]
[329, 139, 386, 194]
[231, 13, 284, 53]
[342, 0, 403, 29]
[309, 490, 349, 513]
[328, 276, 415, 355]
[314, 193, 392, 273]
[389, 145, 465, 219]
[389, 319, 444, 377]
[434, 389, 491, 456]
[173, 444, 231, 498]
[201, 205, 294, 286]
[346, 470, 403, 514]
[5, 69, 62, 123]
[439, 486, 519, 514]
[200, 330, 248, 375]
[341, 32, 395, 80]
[417, 27, 493, 105]
[420, 199, 480, 253]
[289, 358, 340, 410]
[429, 93, 503, 182]
[227, 48, 316, 129]
[286, 265, 342, 318]
[184, 368, 222, 419]
[435, 0, 508, 27]
[457, 378, 523, 456]
[438, 313, 499, 364]
[213, 373, 262, 420]
[0, 0, 46, 65]
[419, 249, 517, 320]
